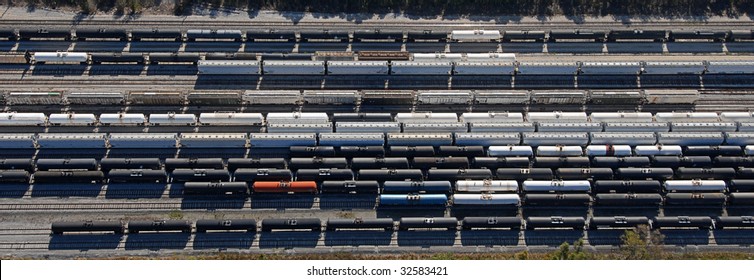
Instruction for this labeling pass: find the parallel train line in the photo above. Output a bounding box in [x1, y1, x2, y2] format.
[0, 231, 736, 251]
[0, 201, 247, 211]
[3, 19, 754, 29]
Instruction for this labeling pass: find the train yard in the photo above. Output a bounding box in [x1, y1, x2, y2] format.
[1, 20, 754, 258]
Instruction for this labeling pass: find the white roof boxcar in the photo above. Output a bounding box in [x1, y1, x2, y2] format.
[318, 133, 385, 146]
[724, 132, 754, 145]
[262, 60, 325, 75]
[738, 122, 754, 132]
[108, 133, 177, 149]
[580, 62, 642, 75]
[199, 112, 263, 125]
[326, 61, 389, 75]
[36, 133, 107, 149]
[537, 122, 602, 132]
[386, 133, 454, 147]
[335, 122, 402, 133]
[603, 122, 670, 132]
[657, 132, 725, 146]
[453, 62, 516, 75]
[402, 123, 468, 133]
[249, 133, 317, 147]
[0, 134, 36, 149]
[179, 133, 248, 148]
[589, 132, 657, 145]
[469, 122, 535, 132]
[390, 61, 453, 75]
[706, 61, 754, 74]
[643, 61, 706, 75]
[266, 123, 333, 133]
[454, 133, 521, 146]
[670, 122, 737, 132]
[522, 132, 590, 146]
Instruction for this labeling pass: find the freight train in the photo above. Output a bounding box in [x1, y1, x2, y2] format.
[5, 27, 752, 43]
[0, 89, 708, 106]
[23, 51, 754, 78]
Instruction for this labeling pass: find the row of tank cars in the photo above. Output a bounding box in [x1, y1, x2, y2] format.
[50, 216, 754, 235]
[3, 28, 754, 42]
[5, 155, 754, 199]
[0, 89, 704, 106]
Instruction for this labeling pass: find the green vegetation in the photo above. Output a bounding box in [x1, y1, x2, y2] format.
[335, 211, 356, 219]
[85, 250, 754, 260]
[167, 209, 184, 220]
[619, 225, 665, 260]
[550, 239, 591, 260]
[14, 0, 754, 17]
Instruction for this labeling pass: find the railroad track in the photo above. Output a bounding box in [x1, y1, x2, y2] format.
[0, 199, 380, 211]
[0, 201, 248, 212]
[0, 77, 198, 86]
[0, 228, 741, 252]
[0, 90, 747, 111]
[0, 228, 51, 236]
[1, 78, 753, 96]
[2, 18, 754, 30]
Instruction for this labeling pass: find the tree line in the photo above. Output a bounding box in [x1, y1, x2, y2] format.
[20, 0, 754, 18]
